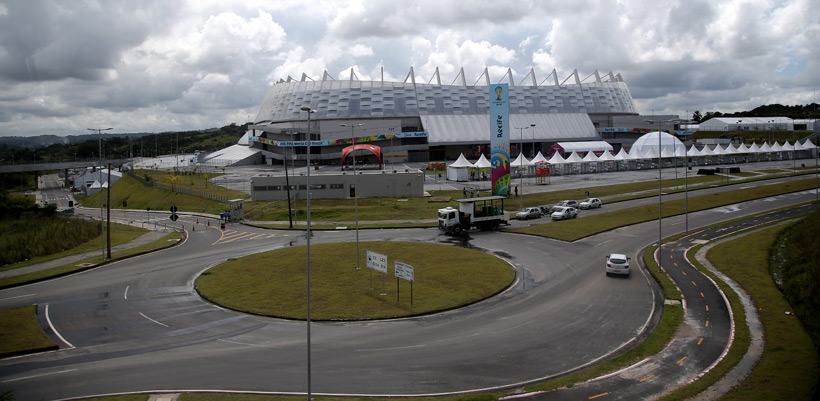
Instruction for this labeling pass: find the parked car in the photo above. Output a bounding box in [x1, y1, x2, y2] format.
[606, 253, 631, 276]
[550, 200, 579, 212]
[551, 206, 578, 220]
[579, 198, 602, 209]
[516, 207, 542, 220]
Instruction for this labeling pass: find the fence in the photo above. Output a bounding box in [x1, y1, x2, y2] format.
[123, 168, 228, 203]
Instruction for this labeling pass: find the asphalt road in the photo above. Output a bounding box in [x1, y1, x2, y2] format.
[0, 183, 817, 400]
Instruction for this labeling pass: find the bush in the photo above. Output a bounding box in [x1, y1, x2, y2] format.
[0, 216, 100, 266]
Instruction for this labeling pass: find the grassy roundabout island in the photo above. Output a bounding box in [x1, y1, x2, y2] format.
[196, 241, 515, 320]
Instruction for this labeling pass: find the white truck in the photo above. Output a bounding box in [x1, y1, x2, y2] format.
[438, 195, 510, 235]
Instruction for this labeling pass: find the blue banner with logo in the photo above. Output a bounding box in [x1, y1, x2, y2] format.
[490, 84, 510, 196]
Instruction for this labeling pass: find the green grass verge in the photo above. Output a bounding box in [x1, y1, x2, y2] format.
[80, 174, 231, 214]
[0, 230, 181, 289]
[0, 222, 147, 273]
[507, 178, 817, 241]
[196, 242, 514, 320]
[0, 305, 57, 358]
[180, 394, 501, 401]
[134, 169, 247, 200]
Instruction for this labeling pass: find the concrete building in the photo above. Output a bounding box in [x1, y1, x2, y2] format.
[250, 169, 424, 201]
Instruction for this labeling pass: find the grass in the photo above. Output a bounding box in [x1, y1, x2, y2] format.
[0, 215, 100, 266]
[0, 230, 181, 289]
[508, 178, 818, 241]
[0, 221, 147, 274]
[0, 305, 57, 358]
[80, 174, 231, 214]
[134, 169, 247, 200]
[196, 242, 514, 320]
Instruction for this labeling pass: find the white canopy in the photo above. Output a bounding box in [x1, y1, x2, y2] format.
[797, 139, 818, 150]
[582, 151, 600, 162]
[712, 144, 729, 155]
[511, 153, 533, 167]
[613, 148, 630, 160]
[632, 131, 686, 155]
[448, 154, 474, 168]
[548, 152, 567, 164]
[552, 140, 614, 154]
[771, 142, 784, 152]
[564, 152, 584, 163]
[473, 154, 491, 168]
[597, 150, 616, 161]
[760, 142, 773, 152]
[660, 147, 676, 158]
[781, 141, 794, 151]
[748, 142, 762, 153]
[674, 145, 687, 157]
[642, 148, 660, 159]
[531, 151, 549, 164]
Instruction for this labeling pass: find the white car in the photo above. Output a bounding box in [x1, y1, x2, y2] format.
[516, 207, 542, 220]
[606, 253, 631, 276]
[579, 198, 602, 209]
[551, 206, 578, 220]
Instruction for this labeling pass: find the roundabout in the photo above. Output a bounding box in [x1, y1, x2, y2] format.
[196, 242, 515, 320]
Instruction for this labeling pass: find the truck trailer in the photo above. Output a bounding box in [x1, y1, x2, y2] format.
[437, 195, 510, 235]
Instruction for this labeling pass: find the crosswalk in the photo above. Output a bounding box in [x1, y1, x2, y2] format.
[211, 229, 294, 245]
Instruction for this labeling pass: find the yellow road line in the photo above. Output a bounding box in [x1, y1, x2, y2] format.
[698, 337, 704, 345]
[589, 393, 609, 399]
[677, 356, 687, 364]
[700, 292, 705, 298]
[705, 305, 709, 312]
[639, 374, 654, 382]
[705, 320, 710, 327]
[691, 281, 697, 286]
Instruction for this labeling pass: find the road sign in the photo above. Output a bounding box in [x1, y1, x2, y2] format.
[170, 205, 178, 213]
[394, 261, 414, 282]
[366, 250, 388, 273]
[170, 205, 179, 221]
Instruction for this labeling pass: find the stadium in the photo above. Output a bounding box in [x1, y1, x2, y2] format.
[247, 67, 641, 166]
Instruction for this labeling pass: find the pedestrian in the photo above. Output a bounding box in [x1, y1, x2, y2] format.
[514, 185, 518, 196]
[463, 187, 467, 197]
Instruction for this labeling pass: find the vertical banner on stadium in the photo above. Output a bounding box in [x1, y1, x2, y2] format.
[490, 84, 511, 196]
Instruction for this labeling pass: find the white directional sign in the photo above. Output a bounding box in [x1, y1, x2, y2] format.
[394, 261, 414, 282]
[366, 250, 388, 273]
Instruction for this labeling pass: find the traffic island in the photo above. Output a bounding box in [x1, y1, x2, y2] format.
[195, 241, 515, 320]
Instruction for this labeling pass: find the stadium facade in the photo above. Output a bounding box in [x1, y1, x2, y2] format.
[248, 67, 638, 166]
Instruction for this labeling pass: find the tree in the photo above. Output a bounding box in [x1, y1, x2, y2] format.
[692, 110, 702, 123]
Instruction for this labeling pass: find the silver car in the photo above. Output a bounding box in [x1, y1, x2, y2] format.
[579, 198, 602, 209]
[551, 206, 578, 220]
[516, 207, 542, 220]
[606, 253, 631, 276]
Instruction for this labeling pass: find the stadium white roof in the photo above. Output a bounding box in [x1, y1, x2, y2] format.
[422, 113, 599, 145]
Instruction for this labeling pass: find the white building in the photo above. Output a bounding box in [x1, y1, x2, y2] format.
[698, 117, 794, 131]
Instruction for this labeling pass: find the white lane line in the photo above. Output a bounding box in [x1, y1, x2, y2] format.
[2, 368, 77, 383]
[0, 293, 35, 301]
[123, 286, 129, 300]
[139, 312, 170, 327]
[594, 239, 613, 247]
[44, 304, 74, 349]
[218, 339, 275, 348]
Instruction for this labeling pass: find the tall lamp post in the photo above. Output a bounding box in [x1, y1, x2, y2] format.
[340, 123, 364, 270]
[299, 106, 315, 401]
[88, 127, 112, 261]
[643, 119, 663, 272]
[529, 123, 537, 158]
[514, 124, 534, 210]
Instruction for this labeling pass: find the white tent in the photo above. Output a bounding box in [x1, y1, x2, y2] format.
[632, 131, 686, 155]
[613, 148, 630, 160]
[551, 141, 614, 155]
[700, 145, 717, 156]
[674, 144, 687, 158]
[760, 142, 773, 152]
[712, 144, 729, 155]
[447, 154, 473, 181]
[531, 151, 549, 164]
[642, 148, 660, 160]
[748, 142, 762, 153]
[564, 152, 584, 163]
[548, 152, 566, 164]
[511, 153, 533, 167]
[582, 151, 600, 162]
[660, 147, 676, 158]
[597, 150, 616, 161]
[781, 141, 794, 151]
[474, 154, 492, 168]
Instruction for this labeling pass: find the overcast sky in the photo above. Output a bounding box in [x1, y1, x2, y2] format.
[1, 0, 817, 137]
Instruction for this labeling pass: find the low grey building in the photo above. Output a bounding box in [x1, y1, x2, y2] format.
[251, 169, 424, 201]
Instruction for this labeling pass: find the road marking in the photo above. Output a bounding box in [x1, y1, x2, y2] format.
[139, 312, 169, 327]
[639, 374, 654, 382]
[700, 292, 705, 298]
[674, 262, 678, 267]
[698, 337, 704, 345]
[705, 305, 709, 312]
[682, 271, 687, 276]
[589, 393, 609, 399]
[124, 286, 129, 300]
[677, 356, 688, 364]
[44, 304, 74, 349]
[705, 320, 710, 327]
[594, 239, 613, 247]
[0, 293, 35, 301]
[2, 368, 77, 383]
[691, 281, 697, 286]
[249, 233, 267, 240]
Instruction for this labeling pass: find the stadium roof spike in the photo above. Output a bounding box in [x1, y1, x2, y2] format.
[615, 73, 624, 82]
[539, 69, 560, 86]
[580, 70, 598, 84]
[560, 69, 580, 86]
[286, 75, 296, 83]
[322, 70, 335, 81]
[518, 68, 537, 86]
[497, 68, 514, 86]
[349, 68, 360, 82]
[428, 67, 441, 85]
[605, 71, 615, 82]
[404, 66, 416, 85]
[277, 78, 285, 84]
[474, 67, 490, 86]
[300, 73, 315, 82]
[594, 70, 601, 83]
[451, 67, 467, 86]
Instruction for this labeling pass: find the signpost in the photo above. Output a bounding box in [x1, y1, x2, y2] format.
[394, 261, 414, 305]
[170, 205, 179, 222]
[366, 250, 388, 294]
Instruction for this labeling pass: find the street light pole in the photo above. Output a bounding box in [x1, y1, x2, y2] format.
[514, 125, 533, 210]
[300, 106, 315, 401]
[88, 127, 112, 261]
[643, 119, 663, 272]
[340, 123, 364, 270]
[529, 123, 537, 158]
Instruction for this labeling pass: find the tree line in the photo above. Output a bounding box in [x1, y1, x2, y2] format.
[692, 103, 820, 124]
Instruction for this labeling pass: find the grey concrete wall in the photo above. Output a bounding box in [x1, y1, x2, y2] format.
[251, 169, 424, 201]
